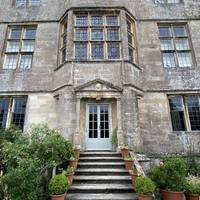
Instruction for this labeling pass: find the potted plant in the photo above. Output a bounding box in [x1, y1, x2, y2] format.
[73, 146, 81, 160]
[48, 174, 69, 200]
[185, 176, 200, 200]
[120, 145, 129, 159]
[151, 156, 187, 200]
[124, 155, 134, 170]
[135, 176, 156, 200]
[64, 166, 75, 185]
[129, 165, 140, 187]
[68, 156, 78, 169]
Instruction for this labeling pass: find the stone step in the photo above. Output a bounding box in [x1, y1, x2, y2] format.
[75, 168, 129, 176]
[66, 193, 138, 200]
[68, 183, 134, 193]
[73, 175, 131, 184]
[77, 162, 125, 168]
[80, 151, 121, 157]
[79, 157, 123, 162]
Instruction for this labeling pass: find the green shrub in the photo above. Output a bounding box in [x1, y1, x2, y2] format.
[151, 156, 187, 191]
[1, 124, 73, 200]
[135, 176, 156, 195]
[186, 157, 200, 176]
[49, 174, 69, 195]
[185, 176, 200, 195]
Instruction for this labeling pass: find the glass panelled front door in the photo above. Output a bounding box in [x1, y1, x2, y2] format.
[86, 104, 112, 150]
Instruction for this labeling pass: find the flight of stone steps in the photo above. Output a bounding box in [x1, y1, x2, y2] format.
[66, 151, 138, 200]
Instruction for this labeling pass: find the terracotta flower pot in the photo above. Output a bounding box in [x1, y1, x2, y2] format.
[65, 172, 74, 185]
[51, 194, 65, 200]
[74, 148, 80, 159]
[120, 148, 129, 158]
[131, 173, 139, 187]
[138, 194, 153, 200]
[160, 189, 184, 200]
[69, 160, 78, 168]
[124, 160, 134, 170]
[185, 192, 199, 200]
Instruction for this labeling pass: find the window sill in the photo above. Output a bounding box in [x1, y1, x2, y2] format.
[164, 66, 196, 70]
[55, 59, 141, 71]
[173, 130, 200, 134]
[0, 68, 32, 73]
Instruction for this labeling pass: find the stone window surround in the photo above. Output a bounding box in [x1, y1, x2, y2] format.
[59, 8, 137, 66]
[168, 94, 200, 132]
[0, 95, 28, 130]
[2, 25, 37, 70]
[73, 12, 121, 61]
[158, 23, 195, 69]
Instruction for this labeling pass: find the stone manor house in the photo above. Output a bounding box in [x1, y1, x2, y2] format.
[0, 0, 200, 154]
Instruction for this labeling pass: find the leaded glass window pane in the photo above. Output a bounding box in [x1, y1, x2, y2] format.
[91, 43, 104, 59]
[106, 16, 118, 26]
[107, 29, 119, 41]
[127, 20, 132, 32]
[160, 39, 173, 50]
[22, 41, 35, 52]
[75, 29, 88, 41]
[16, 0, 26, 7]
[62, 48, 66, 63]
[159, 27, 171, 37]
[169, 96, 186, 131]
[4, 55, 18, 69]
[108, 43, 120, 59]
[173, 26, 186, 37]
[91, 16, 103, 26]
[76, 16, 88, 26]
[6, 41, 20, 52]
[10, 29, 22, 39]
[29, 0, 41, 6]
[186, 96, 200, 131]
[175, 39, 189, 50]
[163, 53, 176, 68]
[177, 52, 192, 67]
[25, 28, 36, 39]
[129, 47, 134, 63]
[12, 98, 27, 130]
[75, 43, 87, 60]
[91, 29, 103, 41]
[19, 55, 32, 69]
[0, 99, 9, 128]
[167, 0, 180, 3]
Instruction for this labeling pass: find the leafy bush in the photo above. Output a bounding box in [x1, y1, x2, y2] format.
[150, 156, 187, 191]
[0, 126, 23, 172]
[186, 156, 200, 176]
[135, 176, 156, 195]
[49, 174, 69, 195]
[1, 124, 73, 200]
[185, 176, 200, 195]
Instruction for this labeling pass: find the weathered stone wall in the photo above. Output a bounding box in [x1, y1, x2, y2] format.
[0, 0, 200, 153]
[24, 93, 57, 131]
[139, 93, 200, 154]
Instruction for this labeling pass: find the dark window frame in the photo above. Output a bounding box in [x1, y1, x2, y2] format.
[168, 95, 200, 132]
[0, 96, 27, 131]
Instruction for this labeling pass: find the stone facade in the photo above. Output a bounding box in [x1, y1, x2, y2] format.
[0, 0, 200, 154]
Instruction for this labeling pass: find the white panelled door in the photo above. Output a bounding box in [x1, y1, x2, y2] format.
[86, 104, 112, 150]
